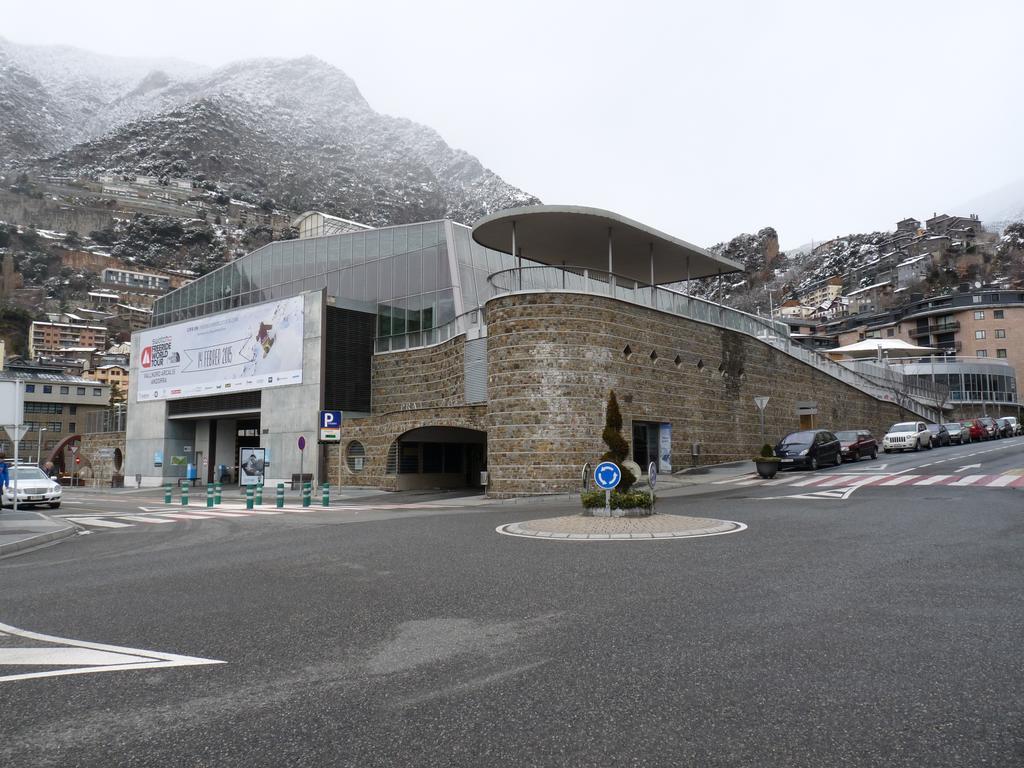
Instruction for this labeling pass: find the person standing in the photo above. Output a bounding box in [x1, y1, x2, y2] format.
[0, 452, 9, 509]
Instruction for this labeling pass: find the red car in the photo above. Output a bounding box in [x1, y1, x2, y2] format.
[834, 430, 878, 462]
[961, 419, 985, 441]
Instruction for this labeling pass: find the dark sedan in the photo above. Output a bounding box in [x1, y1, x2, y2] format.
[926, 423, 951, 447]
[834, 429, 878, 462]
[775, 430, 843, 470]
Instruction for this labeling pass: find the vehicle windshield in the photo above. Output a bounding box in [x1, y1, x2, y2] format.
[9, 467, 48, 481]
[889, 423, 917, 432]
[778, 431, 815, 448]
[927, 424, 941, 432]
[834, 431, 858, 441]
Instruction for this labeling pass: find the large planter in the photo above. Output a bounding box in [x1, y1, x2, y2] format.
[754, 459, 780, 479]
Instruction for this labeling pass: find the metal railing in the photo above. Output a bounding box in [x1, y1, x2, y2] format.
[489, 265, 942, 421]
[375, 308, 487, 353]
[81, 405, 128, 434]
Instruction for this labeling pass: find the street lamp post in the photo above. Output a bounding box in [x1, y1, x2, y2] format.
[36, 427, 47, 465]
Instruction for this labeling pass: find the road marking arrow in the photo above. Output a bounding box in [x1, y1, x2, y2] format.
[0, 621, 225, 683]
[956, 464, 982, 472]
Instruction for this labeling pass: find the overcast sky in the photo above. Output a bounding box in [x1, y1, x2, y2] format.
[6, 0, 1024, 247]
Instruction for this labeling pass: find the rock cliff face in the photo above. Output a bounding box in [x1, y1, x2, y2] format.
[0, 39, 538, 227]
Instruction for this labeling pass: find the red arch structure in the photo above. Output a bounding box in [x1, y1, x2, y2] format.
[47, 434, 88, 472]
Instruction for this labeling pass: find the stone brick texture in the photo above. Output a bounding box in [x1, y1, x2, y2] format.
[484, 293, 913, 496]
[79, 430, 127, 486]
[371, 336, 467, 413]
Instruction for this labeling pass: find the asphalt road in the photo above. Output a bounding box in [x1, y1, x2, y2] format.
[2, 438, 1022, 767]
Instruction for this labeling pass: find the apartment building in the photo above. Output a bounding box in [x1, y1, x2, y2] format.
[29, 321, 107, 359]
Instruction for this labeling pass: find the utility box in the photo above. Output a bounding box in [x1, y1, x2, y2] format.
[479, 471, 489, 486]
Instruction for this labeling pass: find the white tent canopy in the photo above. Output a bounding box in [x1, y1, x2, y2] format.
[828, 338, 939, 359]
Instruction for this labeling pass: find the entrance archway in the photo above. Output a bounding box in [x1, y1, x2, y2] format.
[387, 426, 487, 491]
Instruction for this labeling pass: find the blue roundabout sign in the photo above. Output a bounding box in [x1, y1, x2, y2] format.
[594, 461, 622, 491]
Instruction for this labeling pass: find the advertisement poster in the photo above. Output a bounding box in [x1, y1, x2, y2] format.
[136, 296, 304, 402]
[659, 423, 672, 473]
[239, 447, 266, 486]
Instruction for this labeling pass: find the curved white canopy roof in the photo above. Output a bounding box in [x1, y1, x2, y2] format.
[828, 338, 939, 359]
[471, 205, 743, 284]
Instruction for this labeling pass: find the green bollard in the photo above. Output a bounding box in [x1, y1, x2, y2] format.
[206, 484, 214, 508]
[214, 483, 222, 505]
[245, 485, 254, 510]
[276, 482, 284, 509]
[302, 481, 311, 508]
[322, 483, 329, 507]
[164, 484, 172, 504]
[255, 483, 263, 505]
[181, 483, 189, 507]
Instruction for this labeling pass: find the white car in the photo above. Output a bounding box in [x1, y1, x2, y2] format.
[882, 421, 932, 453]
[1, 465, 63, 509]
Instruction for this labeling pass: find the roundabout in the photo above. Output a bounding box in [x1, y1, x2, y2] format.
[496, 513, 746, 541]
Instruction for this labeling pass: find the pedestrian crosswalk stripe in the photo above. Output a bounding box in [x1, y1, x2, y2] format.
[64, 517, 132, 528]
[986, 474, 1016, 487]
[950, 475, 986, 486]
[115, 515, 174, 524]
[879, 475, 919, 486]
[915, 475, 953, 485]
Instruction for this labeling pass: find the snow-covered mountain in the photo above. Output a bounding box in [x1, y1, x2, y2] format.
[953, 177, 1024, 233]
[0, 39, 537, 226]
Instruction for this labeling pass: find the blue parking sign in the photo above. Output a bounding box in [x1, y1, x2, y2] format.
[594, 461, 621, 490]
[320, 410, 342, 429]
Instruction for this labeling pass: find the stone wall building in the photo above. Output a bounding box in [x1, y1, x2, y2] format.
[125, 206, 944, 494]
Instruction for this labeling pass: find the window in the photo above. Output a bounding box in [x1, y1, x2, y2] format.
[345, 441, 366, 472]
[977, 350, 988, 358]
[997, 349, 1008, 358]
[76, 387, 85, 395]
[60, 386, 69, 395]
[25, 384, 35, 393]
[887, 328, 895, 337]
[92, 388, 102, 396]
[994, 310, 1005, 319]
[995, 329, 1006, 339]
[973, 295, 982, 303]
[43, 385, 52, 394]
[68, 422, 76, 432]
[974, 310, 985, 320]
[975, 330, 986, 340]
[69, 405, 77, 415]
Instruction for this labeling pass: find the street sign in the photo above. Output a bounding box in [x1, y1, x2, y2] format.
[594, 461, 621, 490]
[297, 436, 306, 451]
[754, 396, 770, 411]
[648, 461, 657, 489]
[69, 445, 79, 456]
[97, 448, 115, 459]
[319, 410, 343, 443]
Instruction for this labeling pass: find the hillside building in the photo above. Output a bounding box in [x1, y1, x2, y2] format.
[29, 321, 107, 360]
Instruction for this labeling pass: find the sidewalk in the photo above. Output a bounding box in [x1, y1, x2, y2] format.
[0, 508, 77, 557]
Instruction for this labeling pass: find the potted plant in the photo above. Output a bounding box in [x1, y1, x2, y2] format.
[753, 442, 781, 479]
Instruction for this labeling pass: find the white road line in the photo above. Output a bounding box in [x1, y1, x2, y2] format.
[879, 475, 920, 486]
[64, 517, 132, 528]
[950, 475, 986, 486]
[0, 621, 224, 683]
[915, 475, 953, 486]
[179, 510, 248, 518]
[986, 475, 1016, 487]
[789, 475, 837, 487]
[115, 515, 175, 524]
[157, 513, 220, 520]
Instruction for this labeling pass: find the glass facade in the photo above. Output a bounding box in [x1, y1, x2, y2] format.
[150, 221, 516, 350]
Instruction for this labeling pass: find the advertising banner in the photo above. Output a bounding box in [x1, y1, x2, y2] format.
[239, 447, 266, 486]
[659, 423, 672, 473]
[136, 296, 304, 402]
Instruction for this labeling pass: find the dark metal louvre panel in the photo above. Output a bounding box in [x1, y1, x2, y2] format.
[167, 391, 261, 416]
[464, 337, 487, 403]
[324, 306, 374, 412]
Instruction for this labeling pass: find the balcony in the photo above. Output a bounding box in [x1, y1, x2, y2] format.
[909, 321, 960, 338]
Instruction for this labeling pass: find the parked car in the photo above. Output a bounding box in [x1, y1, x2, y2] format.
[0, 465, 63, 509]
[978, 417, 1000, 439]
[944, 422, 970, 445]
[926, 423, 951, 447]
[882, 421, 932, 452]
[833, 430, 878, 462]
[1006, 416, 1022, 436]
[774, 430, 843, 470]
[961, 419, 986, 442]
[995, 417, 1014, 438]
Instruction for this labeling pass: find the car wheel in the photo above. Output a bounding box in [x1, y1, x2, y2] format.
[884, 448, 891, 454]
[809, 456, 818, 471]
[834, 452, 842, 467]
[927, 439, 933, 450]
[870, 448, 877, 459]
[913, 439, 920, 452]
[48, 502, 61, 509]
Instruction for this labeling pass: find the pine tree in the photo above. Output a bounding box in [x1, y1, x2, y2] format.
[600, 390, 636, 492]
